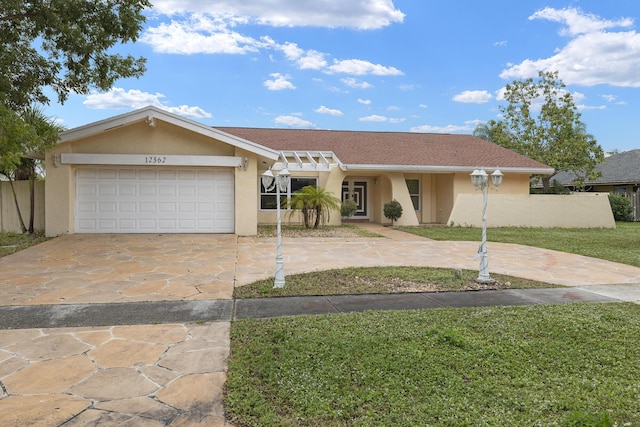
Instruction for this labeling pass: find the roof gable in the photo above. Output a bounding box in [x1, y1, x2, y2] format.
[58, 106, 280, 160]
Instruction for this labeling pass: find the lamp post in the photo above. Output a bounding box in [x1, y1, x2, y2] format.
[470, 168, 503, 283]
[261, 167, 291, 288]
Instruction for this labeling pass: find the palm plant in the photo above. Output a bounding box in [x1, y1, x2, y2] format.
[288, 186, 341, 229]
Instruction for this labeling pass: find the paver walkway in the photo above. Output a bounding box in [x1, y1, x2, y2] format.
[1, 224, 640, 426]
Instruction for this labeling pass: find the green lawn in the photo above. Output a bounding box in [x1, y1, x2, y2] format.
[399, 222, 640, 267]
[0, 232, 49, 258]
[228, 223, 640, 426]
[226, 303, 640, 426]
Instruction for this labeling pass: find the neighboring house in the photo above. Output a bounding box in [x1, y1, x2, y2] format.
[552, 149, 640, 220]
[44, 106, 554, 236]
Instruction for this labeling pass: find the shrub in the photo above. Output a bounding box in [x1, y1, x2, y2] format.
[383, 199, 403, 225]
[530, 179, 570, 194]
[609, 193, 634, 222]
[340, 199, 358, 218]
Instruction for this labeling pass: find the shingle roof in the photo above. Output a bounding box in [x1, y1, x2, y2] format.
[216, 127, 551, 172]
[553, 149, 640, 186]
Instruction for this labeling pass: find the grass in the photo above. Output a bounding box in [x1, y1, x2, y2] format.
[228, 223, 640, 425]
[225, 303, 640, 426]
[234, 266, 557, 299]
[399, 222, 640, 267]
[0, 232, 49, 258]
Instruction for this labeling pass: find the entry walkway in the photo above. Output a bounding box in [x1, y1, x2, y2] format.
[1, 225, 640, 426]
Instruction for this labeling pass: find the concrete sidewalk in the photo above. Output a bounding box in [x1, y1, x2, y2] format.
[1, 224, 640, 426]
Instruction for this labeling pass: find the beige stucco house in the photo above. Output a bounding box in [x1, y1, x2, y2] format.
[44, 106, 555, 236]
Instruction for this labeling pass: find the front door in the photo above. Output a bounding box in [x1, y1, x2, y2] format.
[342, 179, 369, 218]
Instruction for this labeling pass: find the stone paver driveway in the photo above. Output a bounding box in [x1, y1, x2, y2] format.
[2, 227, 640, 425]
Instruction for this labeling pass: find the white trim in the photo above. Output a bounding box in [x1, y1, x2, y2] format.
[58, 106, 280, 160]
[61, 153, 242, 167]
[342, 164, 554, 174]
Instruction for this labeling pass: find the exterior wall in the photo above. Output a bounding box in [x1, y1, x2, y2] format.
[435, 174, 454, 224]
[46, 121, 245, 236]
[235, 148, 258, 236]
[0, 180, 45, 233]
[448, 193, 615, 228]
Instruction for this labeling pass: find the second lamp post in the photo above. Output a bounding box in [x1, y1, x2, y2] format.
[470, 168, 503, 284]
[261, 167, 290, 288]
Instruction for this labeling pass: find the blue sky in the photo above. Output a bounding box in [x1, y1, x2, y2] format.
[44, 1, 640, 153]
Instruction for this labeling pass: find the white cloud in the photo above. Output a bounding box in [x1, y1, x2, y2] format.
[387, 105, 400, 111]
[452, 90, 493, 104]
[342, 78, 373, 89]
[274, 115, 316, 128]
[577, 104, 607, 111]
[141, 15, 265, 54]
[501, 8, 640, 87]
[494, 40, 508, 47]
[150, 0, 405, 30]
[141, 10, 404, 78]
[328, 59, 403, 76]
[83, 88, 213, 119]
[359, 114, 404, 123]
[264, 73, 296, 90]
[530, 7, 633, 36]
[315, 105, 343, 116]
[358, 98, 372, 105]
[602, 94, 616, 102]
[410, 123, 475, 133]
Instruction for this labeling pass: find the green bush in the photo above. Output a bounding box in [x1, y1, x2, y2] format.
[609, 193, 634, 222]
[383, 199, 403, 225]
[340, 199, 357, 218]
[530, 179, 571, 194]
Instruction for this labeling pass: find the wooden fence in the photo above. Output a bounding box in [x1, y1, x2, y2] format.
[624, 191, 640, 221]
[0, 180, 45, 233]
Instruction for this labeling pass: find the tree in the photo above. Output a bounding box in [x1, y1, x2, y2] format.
[472, 121, 500, 142]
[485, 71, 604, 189]
[383, 199, 403, 226]
[0, 104, 61, 233]
[0, 0, 150, 109]
[288, 186, 341, 229]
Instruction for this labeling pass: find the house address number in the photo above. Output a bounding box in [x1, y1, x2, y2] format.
[145, 156, 167, 164]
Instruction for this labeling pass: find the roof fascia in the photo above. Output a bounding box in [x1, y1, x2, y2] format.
[342, 164, 555, 174]
[58, 106, 280, 160]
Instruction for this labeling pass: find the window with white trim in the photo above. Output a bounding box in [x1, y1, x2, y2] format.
[260, 177, 318, 210]
[406, 179, 420, 210]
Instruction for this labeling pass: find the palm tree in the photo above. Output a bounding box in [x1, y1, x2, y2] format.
[2, 105, 63, 233]
[288, 186, 341, 229]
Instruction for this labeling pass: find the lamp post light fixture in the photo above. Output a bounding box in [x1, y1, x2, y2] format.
[261, 167, 291, 288]
[470, 168, 503, 284]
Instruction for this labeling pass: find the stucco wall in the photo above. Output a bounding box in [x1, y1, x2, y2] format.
[448, 193, 615, 228]
[0, 180, 45, 233]
[46, 120, 249, 236]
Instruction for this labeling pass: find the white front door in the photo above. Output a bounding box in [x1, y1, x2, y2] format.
[75, 166, 234, 233]
[342, 179, 369, 218]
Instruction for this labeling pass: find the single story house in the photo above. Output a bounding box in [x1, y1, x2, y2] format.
[552, 149, 640, 194]
[552, 149, 640, 220]
[45, 106, 556, 236]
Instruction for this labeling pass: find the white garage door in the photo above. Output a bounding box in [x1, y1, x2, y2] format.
[75, 167, 234, 233]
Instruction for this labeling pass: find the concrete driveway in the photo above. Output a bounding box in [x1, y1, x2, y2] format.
[2, 226, 640, 426]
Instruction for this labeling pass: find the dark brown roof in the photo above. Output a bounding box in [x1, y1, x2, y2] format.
[216, 127, 551, 171]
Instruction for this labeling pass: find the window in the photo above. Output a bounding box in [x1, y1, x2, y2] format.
[406, 179, 420, 210]
[260, 177, 318, 210]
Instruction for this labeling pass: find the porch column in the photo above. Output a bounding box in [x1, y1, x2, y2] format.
[386, 173, 419, 226]
[319, 169, 346, 226]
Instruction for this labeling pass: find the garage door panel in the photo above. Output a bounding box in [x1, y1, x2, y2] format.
[76, 167, 234, 233]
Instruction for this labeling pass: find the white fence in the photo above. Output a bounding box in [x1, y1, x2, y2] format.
[0, 181, 45, 233]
